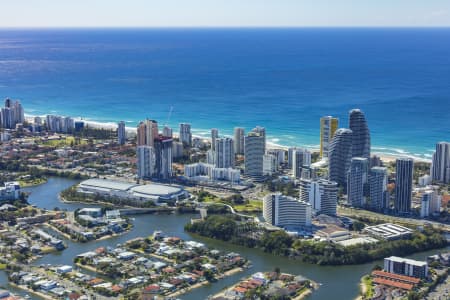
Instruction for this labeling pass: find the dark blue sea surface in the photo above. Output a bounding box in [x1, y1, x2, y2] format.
[0, 28, 449, 158]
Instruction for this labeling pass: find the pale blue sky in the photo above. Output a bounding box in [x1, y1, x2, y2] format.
[1, 0, 449, 28]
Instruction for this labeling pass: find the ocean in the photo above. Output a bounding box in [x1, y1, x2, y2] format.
[0, 28, 449, 159]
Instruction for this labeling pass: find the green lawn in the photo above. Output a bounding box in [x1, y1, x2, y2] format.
[39, 136, 87, 147]
[233, 200, 262, 212]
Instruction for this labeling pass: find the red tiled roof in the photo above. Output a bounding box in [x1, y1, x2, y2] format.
[68, 292, 81, 300]
[372, 270, 420, 284]
[163, 267, 175, 273]
[248, 279, 264, 287]
[233, 286, 248, 293]
[143, 284, 160, 292]
[88, 278, 103, 285]
[373, 277, 414, 290]
[111, 285, 122, 292]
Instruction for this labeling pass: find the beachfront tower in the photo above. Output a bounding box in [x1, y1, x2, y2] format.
[431, 141, 450, 184]
[179, 123, 192, 147]
[349, 109, 370, 159]
[117, 121, 126, 145]
[320, 116, 338, 159]
[244, 131, 265, 181]
[233, 127, 245, 155]
[328, 128, 353, 189]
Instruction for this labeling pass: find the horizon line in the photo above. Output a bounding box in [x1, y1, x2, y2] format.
[1, 25, 450, 30]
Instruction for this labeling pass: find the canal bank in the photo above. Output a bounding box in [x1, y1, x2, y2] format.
[1, 177, 447, 300]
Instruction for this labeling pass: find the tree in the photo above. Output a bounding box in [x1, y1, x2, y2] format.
[203, 269, 216, 282]
[372, 264, 382, 271]
[352, 221, 365, 231]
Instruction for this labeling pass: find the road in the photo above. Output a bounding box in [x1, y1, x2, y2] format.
[197, 201, 260, 223]
[338, 206, 450, 232]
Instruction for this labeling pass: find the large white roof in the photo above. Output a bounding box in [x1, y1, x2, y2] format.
[79, 178, 185, 198]
[80, 178, 137, 191]
[130, 184, 183, 196]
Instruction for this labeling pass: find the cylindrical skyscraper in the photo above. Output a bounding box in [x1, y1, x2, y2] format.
[328, 128, 353, 188]
[349, 109, 370, 159]
[244, 131, 265, 181]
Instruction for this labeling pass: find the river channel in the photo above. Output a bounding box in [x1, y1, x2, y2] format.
[1, 177, 448, 300]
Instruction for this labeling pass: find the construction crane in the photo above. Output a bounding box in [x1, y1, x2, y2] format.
[164, 105, 173, 127]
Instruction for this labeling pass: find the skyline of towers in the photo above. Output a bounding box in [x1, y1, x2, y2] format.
[45, 115, 75, 133]
[394, 158, 414, 214]
[347, 157, 369, 208]
[45, 115, 74, 133]
[328, 128, 353, 188]
[320, 116, 338, 159]
[179, 123, 192, 147]
[117, 121, 126, 145]
[3, 99, 448, 220]
[369, 166, 388, 211]
[1, 98, 24, 129]
[431, 141, 450, 184]
[349, 109, 371, 160]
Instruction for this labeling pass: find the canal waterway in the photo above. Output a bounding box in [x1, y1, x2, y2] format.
[1, 177, 448, 300]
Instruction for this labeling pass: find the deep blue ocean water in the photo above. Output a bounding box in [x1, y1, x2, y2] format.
[0, 28, 449, 159]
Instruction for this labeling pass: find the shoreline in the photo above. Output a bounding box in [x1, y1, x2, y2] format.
[166, 267, 244, 298]
[25, 113, 433, 163]
[75, 262, 106, 275]
[210, 273, 318, 300]
[9, 282, 54, 300]
[44, 222, 130, 243]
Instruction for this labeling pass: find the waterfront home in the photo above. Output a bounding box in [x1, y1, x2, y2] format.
[141, 284, 161, 300]
[56, 265, 73, 274]
[159, 282, 175, 292]
[35, 280, 57, 291]
[117, 251, 135, 260]
[76, 251, 97, 258]
[49, 287, 66, 296]
[201, 263, 217, 272]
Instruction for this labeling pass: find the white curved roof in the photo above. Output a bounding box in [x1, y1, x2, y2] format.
[130, 184, 183, 196]
[80, 178, 137, 191]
